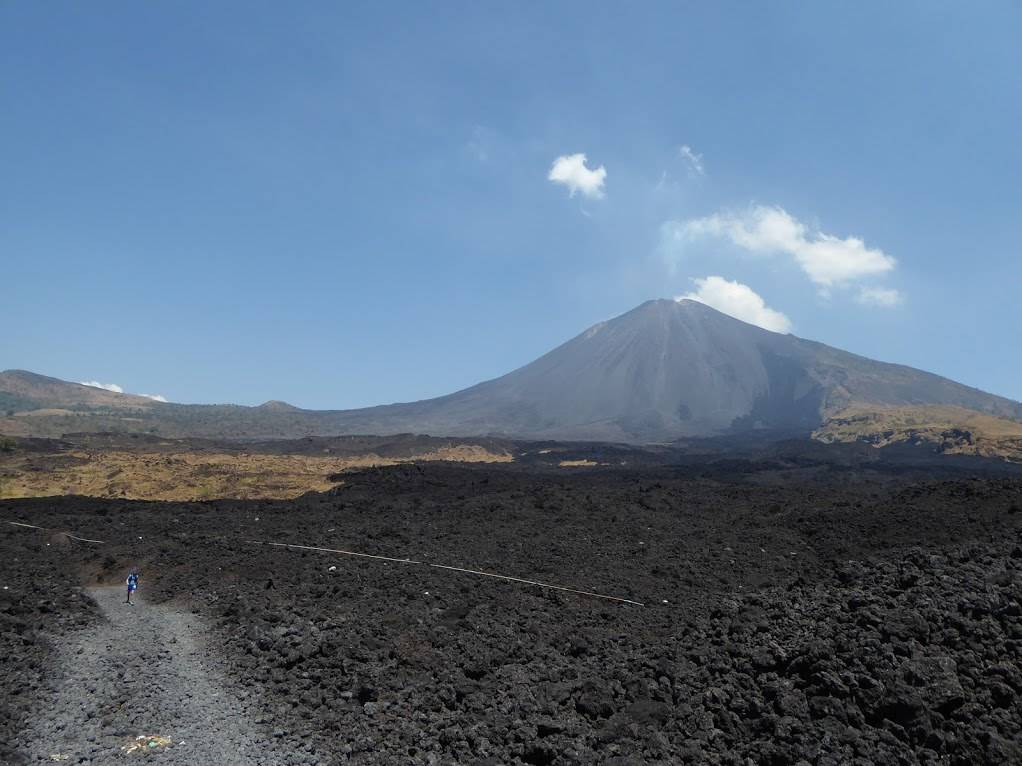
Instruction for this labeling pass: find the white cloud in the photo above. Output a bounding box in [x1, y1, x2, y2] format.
[856, 286, 903, 307]
[81, 381, 124, 393]
[548, 153, 606, 199]
[665, 205, 896, 288]
[80, 380, 168, 401]
[677, 276, 792, 333]
[679, 145, 705, 175]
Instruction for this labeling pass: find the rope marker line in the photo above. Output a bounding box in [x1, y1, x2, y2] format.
[247, 541, 420, 565]
[246, 539, 642, 606]
[429, 563, 644, 606]
[6, 521, 105, 544]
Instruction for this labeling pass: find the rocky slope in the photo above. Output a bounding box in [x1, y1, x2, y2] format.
[3, 456, 1022, 764]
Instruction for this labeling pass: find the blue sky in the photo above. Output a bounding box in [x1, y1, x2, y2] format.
[3, 2, 1020, 409]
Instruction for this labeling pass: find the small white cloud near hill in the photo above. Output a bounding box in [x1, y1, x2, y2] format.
[81, 380, 124, 393]
[81, 380, 167, 402]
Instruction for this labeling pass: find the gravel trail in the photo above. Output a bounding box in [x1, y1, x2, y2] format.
[22, 585, 286, 765]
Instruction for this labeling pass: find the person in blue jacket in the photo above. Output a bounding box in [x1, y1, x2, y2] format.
[126, 570, 139, 605]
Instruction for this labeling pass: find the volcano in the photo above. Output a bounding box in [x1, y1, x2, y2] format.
[317, 299, 1022, 443]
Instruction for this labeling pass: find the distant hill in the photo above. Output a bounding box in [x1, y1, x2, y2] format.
[0, 370, 158, 411]
[256, 400, 303, 413]
[0, 371, 322, 440]
[3, 299, 1022, 449]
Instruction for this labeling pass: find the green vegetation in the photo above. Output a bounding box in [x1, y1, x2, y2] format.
[0, 392, 39, 414]
[0, 396, 39, 414]
[0, 437, 16, 452]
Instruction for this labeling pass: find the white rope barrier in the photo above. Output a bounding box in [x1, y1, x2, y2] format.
[429, 563, 644, 606]
[247, 538, 643, 606]
[246, 541, 420, 564]
[5, 521, 105, 544]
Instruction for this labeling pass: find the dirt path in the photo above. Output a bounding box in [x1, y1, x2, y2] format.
[22, 586, 288, 765]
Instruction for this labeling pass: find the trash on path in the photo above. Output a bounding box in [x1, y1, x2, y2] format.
[121, 735, 172, 755]
[48, 755, 71, 762]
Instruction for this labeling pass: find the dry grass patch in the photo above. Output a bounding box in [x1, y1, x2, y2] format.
[0, 445, 514, 501]
[814, 405, 1022, 462]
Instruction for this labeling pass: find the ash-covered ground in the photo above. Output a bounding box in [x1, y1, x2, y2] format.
[2, 443, 1022, 764]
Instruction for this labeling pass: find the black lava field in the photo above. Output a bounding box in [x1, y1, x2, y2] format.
[3, 447, 1022, 765]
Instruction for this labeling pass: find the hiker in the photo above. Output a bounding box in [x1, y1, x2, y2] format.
[126, 570, 139, 605]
